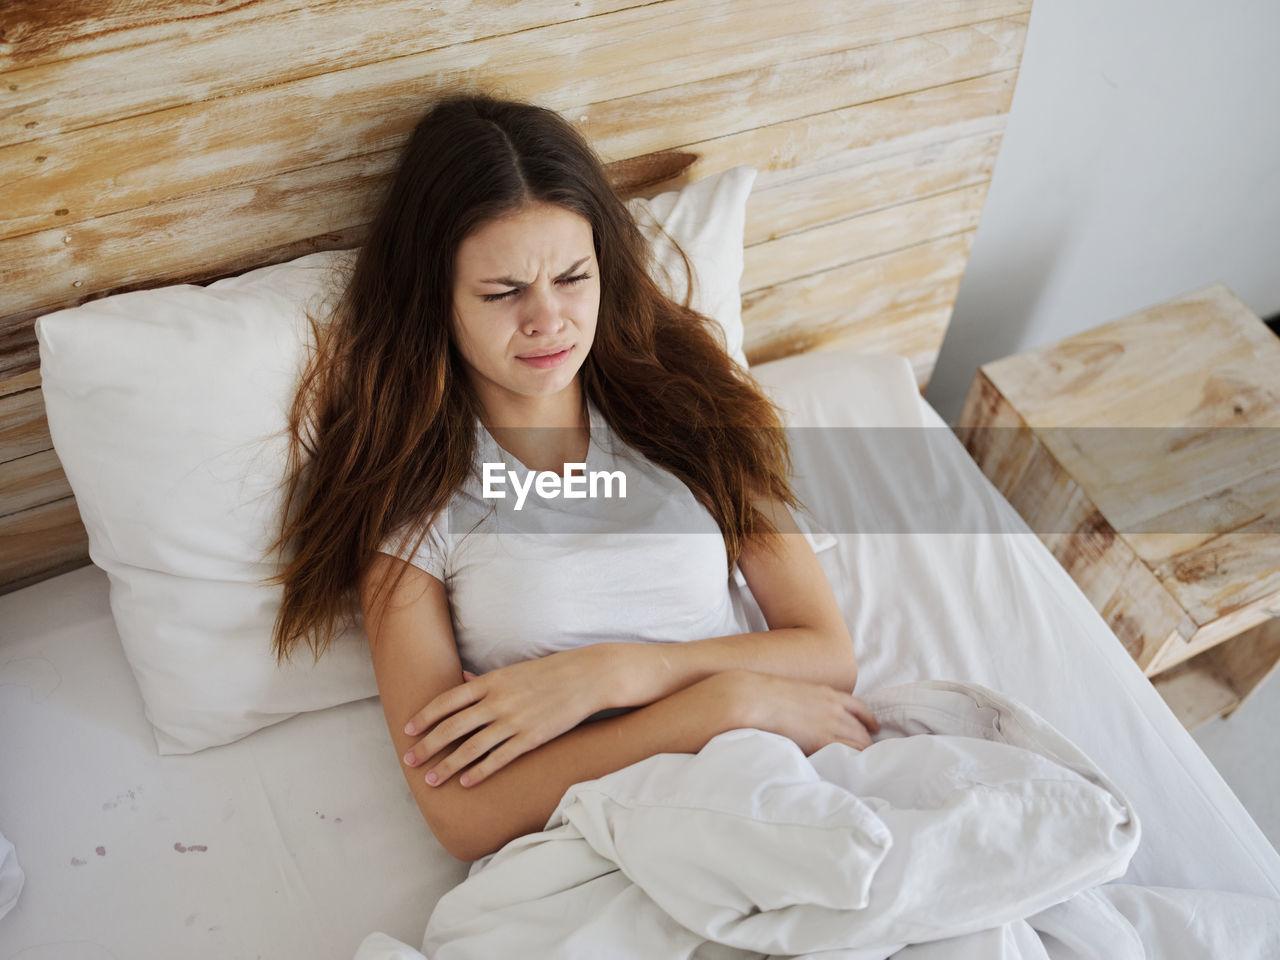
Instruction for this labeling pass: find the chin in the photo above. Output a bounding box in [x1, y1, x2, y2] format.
[511, 362, 583, 394]
[524, 373, 578, 397]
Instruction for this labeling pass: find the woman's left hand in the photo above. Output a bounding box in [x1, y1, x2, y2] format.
[401, 644, 619, 788]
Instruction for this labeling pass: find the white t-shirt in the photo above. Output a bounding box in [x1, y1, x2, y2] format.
[377, 401, 744, 675]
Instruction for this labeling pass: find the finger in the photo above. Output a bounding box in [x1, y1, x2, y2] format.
[404, 680, 481, 736]
[462, 670, 478, 682]
[840, 717, 874, 751]
[454, 734, 530, 787]
[426, 727, 511, 787]
[405, 705, 491, 766]
[845, 696, 880, 733]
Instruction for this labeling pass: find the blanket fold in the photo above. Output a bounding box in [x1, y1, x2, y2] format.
[352, 680, 1275, 959]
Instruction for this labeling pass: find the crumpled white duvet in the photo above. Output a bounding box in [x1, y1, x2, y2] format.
[354, 681, 1280, 960]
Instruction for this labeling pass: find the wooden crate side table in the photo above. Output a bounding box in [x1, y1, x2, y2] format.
[956, 282, 1280, 728]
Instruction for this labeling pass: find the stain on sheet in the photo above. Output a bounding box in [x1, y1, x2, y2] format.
[173, 842, 208, 853]
[0, 656, 62, 714]
[102, 785, 142, 812]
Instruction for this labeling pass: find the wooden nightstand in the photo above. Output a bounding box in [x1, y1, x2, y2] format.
[957, 283, 1280, 728]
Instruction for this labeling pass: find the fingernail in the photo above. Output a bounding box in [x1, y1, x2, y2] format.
[426, 771, 438, 785]
[404, 722, 415, 735]
[403, 752, 415, 766]
[459, 774, 471, 787]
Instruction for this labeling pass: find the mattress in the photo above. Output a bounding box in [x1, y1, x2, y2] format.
[2, 352, 1278, 959]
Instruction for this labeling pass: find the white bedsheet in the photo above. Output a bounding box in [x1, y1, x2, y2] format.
[357, 680, 1151, 959]
[2, 352, 1278, 958]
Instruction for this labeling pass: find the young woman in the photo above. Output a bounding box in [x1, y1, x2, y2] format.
[268, 93, 877, 863]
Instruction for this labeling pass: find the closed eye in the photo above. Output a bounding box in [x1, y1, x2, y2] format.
[481, 273, 593, 303]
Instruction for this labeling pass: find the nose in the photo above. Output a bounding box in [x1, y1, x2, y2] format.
[518, 284, 566, 338]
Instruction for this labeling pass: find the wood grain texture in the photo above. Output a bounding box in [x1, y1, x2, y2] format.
[0, 447, 71, 516]
[0, 368, 40, 399]
[958, 285, 1280, 722]
[0, 496, 89, 592]
[1, 2, 1025, 240]
[1153, 617, 1280, 729]
[0, 1, 649, 136]
[744, 184, 988, 294]
[574, 15, 1028, 162]
[0, 385, 48, 461]
[1, 71, 1019, 381]
[2, 0, 1028, 144]
[957, 370, 1195, 670]
[0, 0, 1033, 592]
[979, 284, 1280, 624]
[744, 132, 1004, 246]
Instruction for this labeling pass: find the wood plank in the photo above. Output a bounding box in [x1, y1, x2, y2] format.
[2, 0, 1029, 146]
[955, 370, 1039, 501]
[981, 284, 1279, 430]
[0, 1, 649, 143]
[744, 131, 1003, 246]
[1, 71, 1019, 346]
[783, 294, 959, 391]
[0, 367, 39, 399]
[1, 6, 1026, 242]
[1153, 528, 1280, 627]
[2, 0, 330, 70]
[977, 282, 1280, 629]
[575, 15, 1028, 161]
[956, 369, 1197, 669]
[0, 447, 70, 516]
[1153, 617, 1280, 729]
[743, 184, 988, 293]
[1124, 462, 1280, 566]
[1150, 580, 1280, 674]
[742, 233, 971, 369]
[683, 70, 1015, 197]
[1152, 662, 1242, 730]
[0, 385, 50, 462]
[0, 496, 89, 592]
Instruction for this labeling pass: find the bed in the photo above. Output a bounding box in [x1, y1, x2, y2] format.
[4, 352, 1280, 958]
[2, 2, 1279, 958]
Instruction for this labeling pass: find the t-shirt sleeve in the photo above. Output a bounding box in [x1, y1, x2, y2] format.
[377, 512, 449, 582]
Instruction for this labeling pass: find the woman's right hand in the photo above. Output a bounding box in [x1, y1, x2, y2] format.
[709, 669, 880, 754]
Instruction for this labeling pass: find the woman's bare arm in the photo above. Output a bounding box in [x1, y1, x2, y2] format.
[614, 496, 859, 705]
[359, 553, 751, 863]
[397, 498, 862, 791]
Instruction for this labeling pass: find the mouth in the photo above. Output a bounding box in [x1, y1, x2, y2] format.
[516, 345, 573, 369]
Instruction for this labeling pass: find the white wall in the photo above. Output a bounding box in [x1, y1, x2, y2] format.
[925, 0, 1280, 423]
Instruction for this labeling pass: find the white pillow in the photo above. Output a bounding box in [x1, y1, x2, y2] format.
[628, 166, 755, 369]
[35, 166, 757, 754]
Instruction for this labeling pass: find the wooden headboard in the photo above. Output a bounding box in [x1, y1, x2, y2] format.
[0, 0, 1032, 593]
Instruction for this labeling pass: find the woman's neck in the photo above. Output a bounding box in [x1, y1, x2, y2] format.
[476, 379, 590, 473]
[477, 379, 586, 431]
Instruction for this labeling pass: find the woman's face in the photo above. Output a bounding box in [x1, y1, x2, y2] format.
[451, 201, 600, 414]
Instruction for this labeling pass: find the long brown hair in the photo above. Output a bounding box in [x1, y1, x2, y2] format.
[267, 92, 798, 665]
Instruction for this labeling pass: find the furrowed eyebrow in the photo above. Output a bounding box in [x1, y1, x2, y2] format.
[479, 257, 591, 287]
